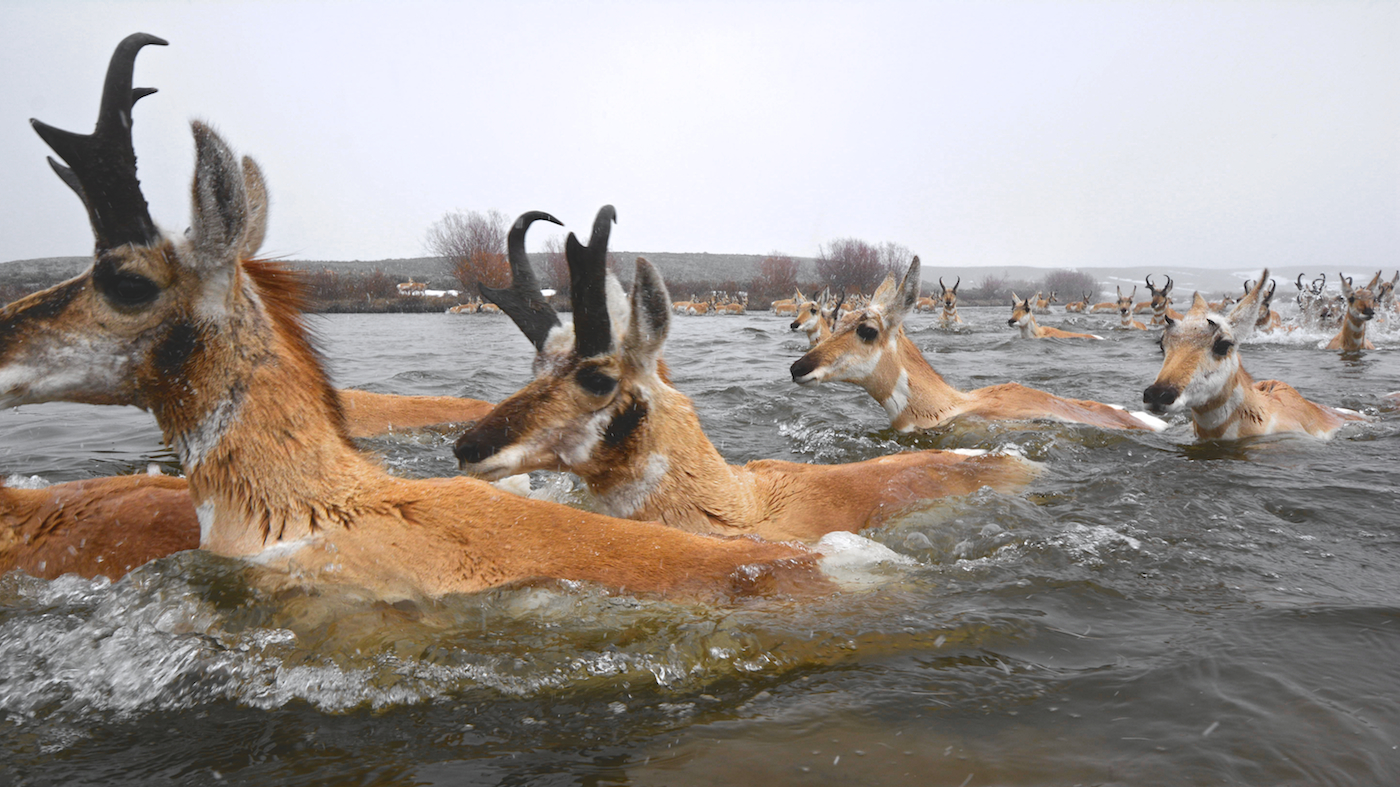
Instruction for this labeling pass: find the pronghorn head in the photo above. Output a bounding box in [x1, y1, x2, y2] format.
[789, 257, 921, 387]
[1378, 271, 1397, 306]
[1142, 271, 1270, 415]
[1007, 292, 1035, 328]
[790, 289, 841, 335]
[1339, 271, 1380, 321]
[0, 34, 319, 451]
[454, 207, 672, 481]
[1146, 274, 1173, 306]
[1116, 285, 1137, 317]
[938, 276, 959, 308]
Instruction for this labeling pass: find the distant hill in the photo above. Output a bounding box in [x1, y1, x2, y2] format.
[0, 254, 1360, 300]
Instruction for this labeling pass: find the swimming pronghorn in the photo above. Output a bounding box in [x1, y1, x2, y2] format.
[1116, 286, 1147, 330]
[771, 290, 801, 317]
[1032, 291, 1057, 314]
[1242, 278, 1283, 333]
[1063, 292, 1092, 313]
[790, 290, 843, 348]
[1, 471, 198, 580]
[1009, 294, 1104, 340]
[1145, 275, 1182, 326]
[453, 210, 1035, 542]
[1377, 271, 1397, 315]
[937, 276, 963, 325]
[1324, 272, 1381, 352]
[790, 258, 1163, 432]
[1143, 272, 1366, 439]
[0, 34, 821, 600]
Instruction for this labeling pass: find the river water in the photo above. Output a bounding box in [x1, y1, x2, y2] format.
[2, 302, 1398, 785]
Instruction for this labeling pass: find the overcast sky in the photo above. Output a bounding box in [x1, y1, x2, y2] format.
[1, 1, 1395, 270]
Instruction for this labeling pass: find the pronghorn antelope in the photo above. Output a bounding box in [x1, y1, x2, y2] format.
[1063, 292, 1092, 314]
[771, 290, 802, 317]
[1377, 271, 1397, 315]
[1242, 278, 1283, 333]
[1325, 271, 1380, 352]
[914, 293, 937, 313]
[396, 279, 427, 296]
[1033, 291, 1057, 314]
[790, 291, 843, 348]
[1116, 286, 1147, 330]
[1, 35, 822, 600]
[1145, 275, 1182, 326]
[1089, 295, 1119, 313]
[1143, 272, 1366, 439]
[938, 276, 963, 325]
[1, 471, 198, 580]
[453, 210, 1036, 541]
[1009, 294, 1104, 340]
[718, 293, 748, 315]
[790, 259, 1163, 432]
[1207, 294, 1238, 313]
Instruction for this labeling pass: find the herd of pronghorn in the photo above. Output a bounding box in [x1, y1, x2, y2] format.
[0, 36, 1394, 606]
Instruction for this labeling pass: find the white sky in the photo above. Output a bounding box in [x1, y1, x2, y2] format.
[0, 0, 1395, 269]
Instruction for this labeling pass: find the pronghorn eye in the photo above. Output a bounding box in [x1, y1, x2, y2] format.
[1211, 336, 1233, 356]
[576, 366, 617, 397]
[98, 271, 161, 307]
[856, 324, 879, 342]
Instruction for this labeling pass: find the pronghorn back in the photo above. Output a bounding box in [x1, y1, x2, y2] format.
[1, 473, 198, 580]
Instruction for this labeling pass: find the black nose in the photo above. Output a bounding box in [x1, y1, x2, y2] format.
[789, 320, 801, 331]
[1007, 318, 1017, 326]
[790, 355, 818, 381]
[1142, 384, 1179, 410]
[453, 423, 509, 464]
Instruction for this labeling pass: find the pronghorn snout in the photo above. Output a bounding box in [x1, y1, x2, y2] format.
[789, 319, 802, 331]
[453, 421, 510, 465]
[1007, 317, 1017, 327]
[1142, 383, 1180, 413]
[790, 354, 821, 384]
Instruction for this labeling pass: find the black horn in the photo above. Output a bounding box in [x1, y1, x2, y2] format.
[31, 33, 167, 251]
[567, 205, 617, 358]
[479, 210, 564, 351]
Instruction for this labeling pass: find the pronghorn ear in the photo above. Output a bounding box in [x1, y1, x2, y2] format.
[1226, 269, 1268, 340]
[238, 156, 268, 261]
[188, 121, 248, 269]
[1338, 273, 1354, 297]
[893, 256, 922, 320]
[623, 258, 671, 371]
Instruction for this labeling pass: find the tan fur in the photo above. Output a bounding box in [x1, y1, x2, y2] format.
[1144, 274, 1366, 439]
[938, 278, 963, 325]
[791, 260, 1157, 432]
[1146, 276, 1182, 326]
[1325, 272, 1380, 352]
[337, 388, 493, 437]
[1009, 295, 1103, 340]
[456, 258, 1035, 542]
[1, 124, 822, 600]
[0, 473, 198, 580]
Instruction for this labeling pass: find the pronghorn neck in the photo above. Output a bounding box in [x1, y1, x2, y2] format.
[1151, 299, 1171, 326]
[1336, 301, 1372, 350]
[1015, 312, 1043, 338]
[584, 379, 761, 533]
[1187, 366, 1259, 440]
[162, 263, 368, 556]
[875, 331, 969, 430]
[941, 301, 959, 321]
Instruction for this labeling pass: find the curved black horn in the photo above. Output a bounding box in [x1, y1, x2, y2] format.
[952, 275, 960, 293]
[1295, 273, 1305, 290]
[1145, 274, 1155, 291]
[938, 276, 946, 292]
[31, 33, 167, 251]
[567, 205, 618, 358]
[479, 211, 564, 351]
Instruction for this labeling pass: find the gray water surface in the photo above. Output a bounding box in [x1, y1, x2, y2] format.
[2, 305, 1398, 786]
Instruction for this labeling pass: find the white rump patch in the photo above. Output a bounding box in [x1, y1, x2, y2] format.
[489, 474, 533, 497]
[1130, 411, 1170, 431]
[815, 531, 915, 589]
[948, 448, 988, 457]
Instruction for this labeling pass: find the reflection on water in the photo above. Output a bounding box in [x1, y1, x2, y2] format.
[2, 306, 1399, 784]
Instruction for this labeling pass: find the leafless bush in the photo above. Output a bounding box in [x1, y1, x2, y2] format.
[816, 238, 885, 294]
[425, 209, 509, 292]
[752, 252, 799, 298]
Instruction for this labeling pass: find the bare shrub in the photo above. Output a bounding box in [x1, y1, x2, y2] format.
[425, 209, 509, 292]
